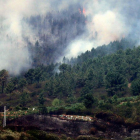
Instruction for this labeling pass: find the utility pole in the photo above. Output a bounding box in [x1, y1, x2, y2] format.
[3, 106, 6, 127]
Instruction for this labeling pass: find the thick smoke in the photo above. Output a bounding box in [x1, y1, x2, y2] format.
[0, 0, 140, 73]
[0, 0, 79, 74]
[63, 0, 140, 59]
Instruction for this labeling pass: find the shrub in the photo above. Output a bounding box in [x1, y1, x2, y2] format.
[131, 79, 140, 96]
[99, 103, 113, 111]
[52, 98, 60, 106]
[27, 130, 60, 140]
[19, 132, 37, 140]
[15, 106, 21, 111]
[45, 134, 60, 140]
[117, 106, 133, 118]
[105, 72, 127, 96]
[26, 130, 40, 138]
[0, 129, 21, 140]
[84, 94, 95, 109]
[38, 106, 48, 115]
[19, 132, 28, 140]
[124, 137, 136, 140]
[60, 134, 67, 140]
[76, 135, 98, 140]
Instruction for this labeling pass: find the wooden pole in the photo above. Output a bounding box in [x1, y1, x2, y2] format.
[3, 106, 6, 127]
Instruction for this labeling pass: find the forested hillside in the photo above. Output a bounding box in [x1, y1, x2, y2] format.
[0, 42, 140, 125]
[25, 6, 86, 66]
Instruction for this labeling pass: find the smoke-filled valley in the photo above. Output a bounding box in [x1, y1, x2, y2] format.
[0, 0, 140, 74]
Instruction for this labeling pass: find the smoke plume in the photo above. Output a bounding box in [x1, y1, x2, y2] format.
[0, 0, 82, 74]
[0, 0, 140, 73]
[63, 0, 138, 59]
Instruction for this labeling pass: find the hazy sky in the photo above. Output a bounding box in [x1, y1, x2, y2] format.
[0, 0, 140, 74]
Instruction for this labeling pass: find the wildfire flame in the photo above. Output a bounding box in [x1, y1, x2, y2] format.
[78, 7, 86, 16]
[83, 8, 86, 15]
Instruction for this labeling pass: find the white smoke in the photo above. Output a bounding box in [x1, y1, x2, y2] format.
[0, 0, 82, 74]
[63, 0, 131, 59]
[0, 0, 140, 72]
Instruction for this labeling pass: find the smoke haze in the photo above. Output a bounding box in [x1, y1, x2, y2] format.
[63, 0, 134, 59]
[0, 0, 140, 73]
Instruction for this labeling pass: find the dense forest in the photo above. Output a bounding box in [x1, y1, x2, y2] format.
[25, 6, 87, 66]
[0, 39, 140, 121]
[0, 37, 140, 140]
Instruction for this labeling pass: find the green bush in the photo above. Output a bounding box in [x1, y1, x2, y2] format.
[131, 79, 140, 96]
[19, 132, 29, 140]
[99, 102, 113, 111]
[116, 106, 133, 118]
[27, 130, 60, 140]
[124, 137, 136, 140]
[38, 106, 48, 115]
[52, 98, 60, 106]
[60, 134, 67, 140]
[45, 134, 60, 140]
[76, 135, 98, 140]
[15, 105, 21, 111]
[0, 129, 21, 140]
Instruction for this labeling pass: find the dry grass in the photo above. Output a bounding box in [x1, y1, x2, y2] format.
[0, 129, 21, 140]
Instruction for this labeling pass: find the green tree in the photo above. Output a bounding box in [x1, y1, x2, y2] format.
[112, 95, 118, 103]
[81, 86, 90, 98]
[11, 77, 18, 88]
[105, 72, 127, 96]
[87, 69, 94, 80]
[124, 137, 136, 140]
[6, 82, 15, 100]
[0, 69, 8, 93]
[34, 67, 43, 83]
[76, 78, 85, 88]
[84, 93, 94, 108]
[18, 78, 27, 91]
[20, 92, 29, 107]
[45, 80, 54, 96]
[131, 79, 140, 96]
[39, 106, 48, 115]
[38, 92, 45, 105]
[59, 64, 68, 73]
[24, 69, 35, 84]
[99, 102, 113, 111]
[117, 106, 133, 118]
[52, 98, 60, 106]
